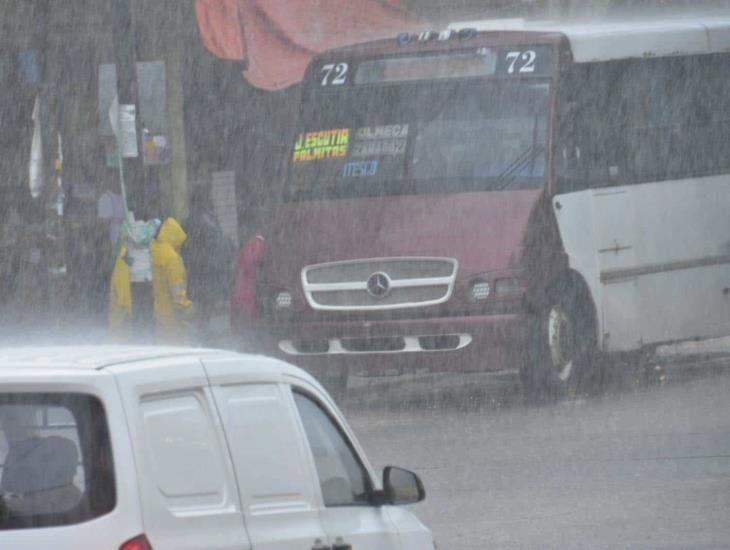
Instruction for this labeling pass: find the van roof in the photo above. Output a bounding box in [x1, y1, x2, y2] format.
[0, 346, 239, 371]
[448, 16, 730, 62]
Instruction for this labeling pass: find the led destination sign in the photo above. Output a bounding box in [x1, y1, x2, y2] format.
[312, 46, 553, 88]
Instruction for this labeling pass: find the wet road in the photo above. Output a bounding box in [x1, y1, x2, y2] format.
[347, 372, 730, 549]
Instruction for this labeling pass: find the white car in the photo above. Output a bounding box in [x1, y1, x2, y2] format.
[0, 346, 434, 550]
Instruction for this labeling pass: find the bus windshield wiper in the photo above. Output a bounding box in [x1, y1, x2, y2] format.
[493, 111, 545, 191]
[493, 144, 545, 191]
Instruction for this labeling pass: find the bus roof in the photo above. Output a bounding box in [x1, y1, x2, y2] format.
[448, 17, 730, 63]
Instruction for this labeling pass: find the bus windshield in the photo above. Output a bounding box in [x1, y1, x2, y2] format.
[286, 77, 551, 201]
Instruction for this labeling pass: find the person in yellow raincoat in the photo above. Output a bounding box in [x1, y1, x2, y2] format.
[108, 245, 133, 343]
[109, 217, 193, 344]
[150, 217, 193, 343]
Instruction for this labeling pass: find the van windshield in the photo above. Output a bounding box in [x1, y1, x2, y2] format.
[286, 78, 551, 201]
[0, 393, 115, 530]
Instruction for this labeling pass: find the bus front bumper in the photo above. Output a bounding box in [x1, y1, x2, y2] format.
[241, 313, 530, 377]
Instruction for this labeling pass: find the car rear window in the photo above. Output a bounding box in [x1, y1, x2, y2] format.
[0, 393, 115, 530]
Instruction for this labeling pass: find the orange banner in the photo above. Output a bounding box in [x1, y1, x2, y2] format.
[195, 0, 424, 90]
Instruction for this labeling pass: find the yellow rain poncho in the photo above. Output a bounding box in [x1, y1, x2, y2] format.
[108, 217, 193, 343]
[108, 244, 133, 342]
[150, 217, 193, 343]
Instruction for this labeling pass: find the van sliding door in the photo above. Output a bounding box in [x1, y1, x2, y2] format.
[202, 357, 328, 550]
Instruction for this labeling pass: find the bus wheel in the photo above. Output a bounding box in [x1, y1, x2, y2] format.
[522, 284, 599, 404]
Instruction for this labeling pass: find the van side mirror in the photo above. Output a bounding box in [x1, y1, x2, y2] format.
[377, 466, 425, 506]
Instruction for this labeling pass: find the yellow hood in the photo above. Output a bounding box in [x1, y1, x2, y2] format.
[156, 217, 187, 251]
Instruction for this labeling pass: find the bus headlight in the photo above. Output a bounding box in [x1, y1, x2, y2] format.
[494, 277, 522, 297]
[274, 290, 293, 310]
[469, 279, 490, 301]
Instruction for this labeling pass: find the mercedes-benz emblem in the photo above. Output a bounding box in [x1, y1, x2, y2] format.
[366, 271, 391, 299]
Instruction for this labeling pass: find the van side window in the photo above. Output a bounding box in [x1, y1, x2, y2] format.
[293, 392, 371, 507]
[0, 393, 115, 530]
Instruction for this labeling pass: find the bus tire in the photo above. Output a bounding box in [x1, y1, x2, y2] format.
[522, 282, 600, 404]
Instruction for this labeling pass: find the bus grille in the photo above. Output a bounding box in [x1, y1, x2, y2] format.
[302, 257, 458, 311]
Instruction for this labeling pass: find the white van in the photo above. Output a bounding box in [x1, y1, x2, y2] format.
[0, 346, 434, 550]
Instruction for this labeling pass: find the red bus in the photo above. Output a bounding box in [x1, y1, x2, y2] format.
[232, 17, 730, 400]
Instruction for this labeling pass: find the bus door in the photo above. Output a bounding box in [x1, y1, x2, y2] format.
[553, 64, 643, 352]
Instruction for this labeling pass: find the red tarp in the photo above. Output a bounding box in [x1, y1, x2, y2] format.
[195, 0, 424, 90]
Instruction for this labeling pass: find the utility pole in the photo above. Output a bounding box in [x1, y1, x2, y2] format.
[162, 0, 189, 222]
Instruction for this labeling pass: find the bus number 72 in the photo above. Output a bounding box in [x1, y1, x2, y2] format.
[320, 63, 349, 86]
[505, 50, 537, 74]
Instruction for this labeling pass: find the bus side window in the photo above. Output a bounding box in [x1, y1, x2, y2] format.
[614, 54, 730, 185]
[555, 70, 587, 194]
[693, 55, 730, 177]
[556, 64, 618, 193]
[558, 54, 730, 195]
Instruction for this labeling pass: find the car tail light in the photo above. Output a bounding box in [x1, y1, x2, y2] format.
[230, 235, 265, 328]
[120, 535, 152, 550]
